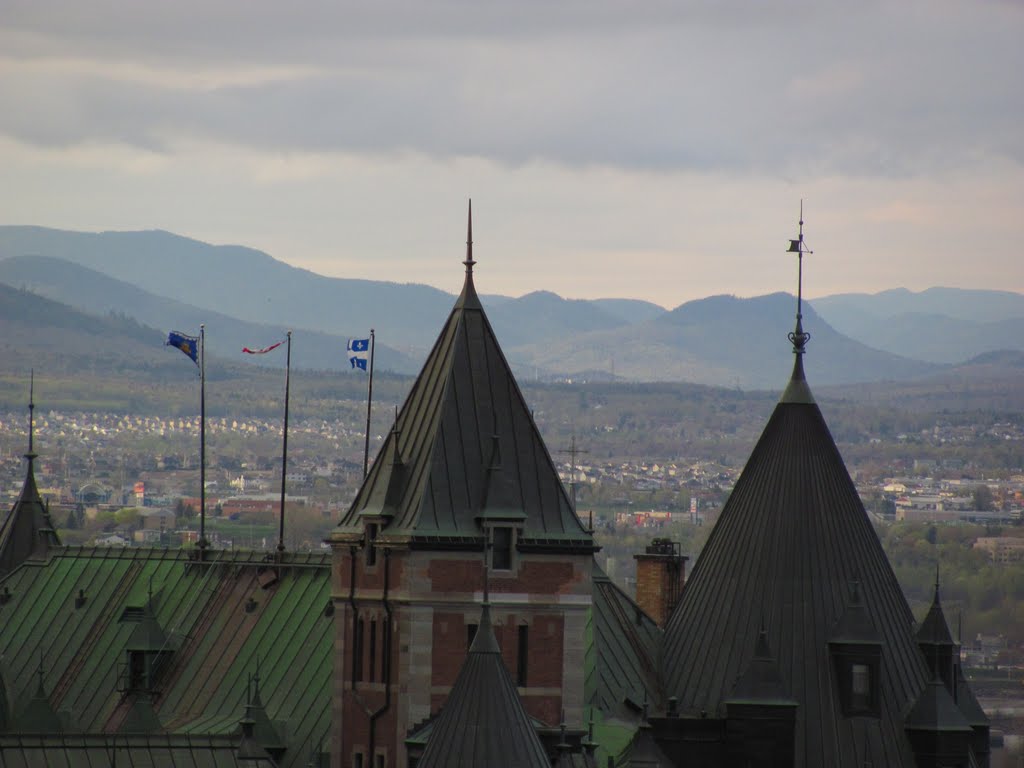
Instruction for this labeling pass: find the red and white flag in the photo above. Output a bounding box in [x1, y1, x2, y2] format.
[242, 340, 285, 355]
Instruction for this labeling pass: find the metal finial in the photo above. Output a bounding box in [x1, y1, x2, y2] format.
[27, 369, 35, 457]
[464, 199, 476, 273]
[786, 200, 813, 354]
[482, 529, 490, 604]
[934, 561, 941, 601]
[391, 406, 403, 466]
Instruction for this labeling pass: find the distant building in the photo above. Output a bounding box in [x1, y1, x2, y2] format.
[974, 536, 1024, 563]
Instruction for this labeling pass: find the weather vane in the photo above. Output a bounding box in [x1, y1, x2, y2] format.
[786, 201, 813, 354]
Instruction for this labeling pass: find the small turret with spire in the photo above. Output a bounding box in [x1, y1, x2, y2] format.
[0, 372, 60, 577]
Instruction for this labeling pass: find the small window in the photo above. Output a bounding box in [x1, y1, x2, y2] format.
[353, 753, 364, 768]
[492, 527, 513, 570]
[467, 623, 478, 649]
[517, 624, 529, 687]
[375, 754, 386, 768]
[369, 619, 378, 683]
[851, 663, 870, 708]
[128, 651, 147, 691]
[354, 617, 365, 684]
[366, 523, 379, 567]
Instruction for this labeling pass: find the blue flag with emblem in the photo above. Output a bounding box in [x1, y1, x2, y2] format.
[347, 338, 370, 371]
[167, 330, 199, 365]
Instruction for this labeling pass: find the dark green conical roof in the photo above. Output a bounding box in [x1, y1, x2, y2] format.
[336, 208, 592, 552]
[661, 335, 929, 765]
[417, 603, 550, 768]
[0, 453, 60, 578]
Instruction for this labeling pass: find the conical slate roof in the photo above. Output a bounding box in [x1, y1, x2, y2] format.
[954, 665, 989, 728]
[916, 579, 956, 647]
[337, 206, 591, 551]
[724, 625, 795, 707]
[661, 345, 929, 765]
[0, 390, 60, 577]
[904, 678, 973, 734]
[417, 603, 550, 768]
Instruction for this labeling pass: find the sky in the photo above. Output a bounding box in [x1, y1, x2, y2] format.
[1, 0, 1022, 309]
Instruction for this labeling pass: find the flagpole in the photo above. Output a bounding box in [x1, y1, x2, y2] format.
[199, 323, 207, 557]
[277, 330, 292, 559]
[362, 328, 375, 478]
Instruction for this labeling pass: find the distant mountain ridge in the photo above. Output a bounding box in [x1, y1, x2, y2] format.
[0, 254, 419, 374]
[810, 287, 1024, 363]
[1, 225, 1021, 386]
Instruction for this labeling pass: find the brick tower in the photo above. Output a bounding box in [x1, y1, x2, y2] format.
[329, 204, 596, 768]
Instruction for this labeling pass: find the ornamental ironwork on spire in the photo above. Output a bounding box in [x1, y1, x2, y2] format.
[786, 201, 813, 355]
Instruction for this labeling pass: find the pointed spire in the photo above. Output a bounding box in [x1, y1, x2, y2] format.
[781, 203, 816, 404]
[464, 198, 475, 274]
[786, 201, 812, 356]
[1, 372, 60, 576]
[27, 369, 35, 460]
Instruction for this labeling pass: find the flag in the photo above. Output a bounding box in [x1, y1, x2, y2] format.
[242, 340, 285, 355]
[167, 331, 199, 365]
[347, 338, 370, 371]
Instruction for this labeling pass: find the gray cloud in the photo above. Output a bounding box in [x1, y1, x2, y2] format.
[1, 0, 1022, 177]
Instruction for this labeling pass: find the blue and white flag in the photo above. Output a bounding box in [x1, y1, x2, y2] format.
[347, 338, 370, 371]
[167, 330, 199, 366]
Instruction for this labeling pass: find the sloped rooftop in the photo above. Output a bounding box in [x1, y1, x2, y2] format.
[661, 346, 930, 765]
[417, 602, 551, 768]
[0, 547, 331, 767]
[336, 207, 592, 552]
[587, 564, 662, 719]
[0, 454, 60, 578]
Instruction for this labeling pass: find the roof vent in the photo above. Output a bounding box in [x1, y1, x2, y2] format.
[120, 605, 146, 622]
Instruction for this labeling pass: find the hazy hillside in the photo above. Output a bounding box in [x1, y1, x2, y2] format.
[486, 290, 631, 347]
[8, 225, 1022, 386]
[0, 226, 455, 352]
[0, 255, 420, 374]
[814, 286, 1024, 323]
[508, 293, 939, 388]
[811, 287, 1024, 363]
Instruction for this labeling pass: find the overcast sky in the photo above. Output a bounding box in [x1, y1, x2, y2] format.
[2, 0, 1021, 308]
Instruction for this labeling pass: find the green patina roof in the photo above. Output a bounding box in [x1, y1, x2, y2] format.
[587, 564, 661, 721]
[337, 210, 593, 552]
[0, 547, 331, 767]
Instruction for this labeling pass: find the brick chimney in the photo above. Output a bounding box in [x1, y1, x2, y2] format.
[634, 538, 688, 627]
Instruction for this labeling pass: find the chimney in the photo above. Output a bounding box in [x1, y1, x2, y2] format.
[634, 538, 688, 627]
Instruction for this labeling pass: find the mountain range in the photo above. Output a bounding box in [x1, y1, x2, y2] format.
[1, 225, 1022, 389]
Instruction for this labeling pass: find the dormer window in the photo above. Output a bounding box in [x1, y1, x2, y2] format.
[366, 523, 379, 567]
[491, 526, 513, 571]
[830, 649, 880, 717]
[829, 581, 883, 718]
[851, 663, 871, 709]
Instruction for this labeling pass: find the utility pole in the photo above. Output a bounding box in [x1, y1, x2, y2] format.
[559, 433, 590, 513]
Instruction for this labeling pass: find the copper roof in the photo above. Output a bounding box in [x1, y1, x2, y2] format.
[0, 547, 331, 767]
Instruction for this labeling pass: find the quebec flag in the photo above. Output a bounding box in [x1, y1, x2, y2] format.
[347, 338, 370, 371]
